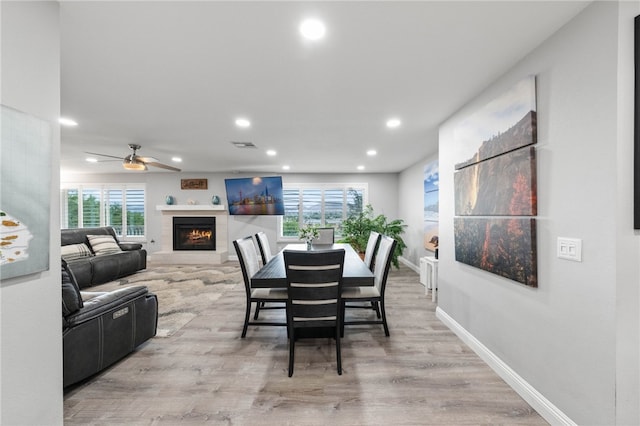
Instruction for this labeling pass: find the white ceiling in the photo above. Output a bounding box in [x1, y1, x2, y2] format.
[60, 1, 589, 175]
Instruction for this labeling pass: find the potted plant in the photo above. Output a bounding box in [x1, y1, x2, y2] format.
[339, 205, 407, 268]
[299, 223, 319, 250]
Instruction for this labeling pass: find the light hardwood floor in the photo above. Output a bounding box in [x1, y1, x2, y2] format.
[64, 264, 547, 425]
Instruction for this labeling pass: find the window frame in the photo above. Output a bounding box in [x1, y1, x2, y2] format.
[60, 183, 146, 240]
[278, 182, 368, 242]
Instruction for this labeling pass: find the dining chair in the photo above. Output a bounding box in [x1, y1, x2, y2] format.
[255, 231, 273, 265]
[314, 227, 335, 244]
[362, 231, 382, 271]
[234, 236, 287, 338]
[284, 249, 345, 377]
[341, 235, 397, 337]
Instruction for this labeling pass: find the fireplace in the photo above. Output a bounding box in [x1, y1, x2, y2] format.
[173, 217, 216, 251]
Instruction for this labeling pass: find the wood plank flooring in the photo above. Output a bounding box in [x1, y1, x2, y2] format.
[63, 263, 547, 425]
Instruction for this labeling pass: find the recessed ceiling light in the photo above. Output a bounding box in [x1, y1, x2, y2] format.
[85, 157, 98, 163]
[171, 157, 182, 163]
[367, 150, 377, 156]
[59, 117, 78, 126]
[266, 150, 277, 156]
[300, 18, 326, 41]
[357, 165, 365, 171]
[386, 118, 401, 129]
[235, 118, 251, 128]
[282, 165, 290, 170]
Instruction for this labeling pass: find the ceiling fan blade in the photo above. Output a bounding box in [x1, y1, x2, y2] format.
[85, 151, 123, 160]
[145, 161, 181, 172]
[136, 155, 159, 163]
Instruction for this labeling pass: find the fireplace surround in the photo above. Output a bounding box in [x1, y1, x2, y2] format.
[153, 205, 228, 264]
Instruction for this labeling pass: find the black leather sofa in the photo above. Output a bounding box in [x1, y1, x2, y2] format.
[61, 226, 147, 289]
[62, 260, 158, 388]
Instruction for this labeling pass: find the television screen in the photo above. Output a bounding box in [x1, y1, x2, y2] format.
[224, 176, 285, 216]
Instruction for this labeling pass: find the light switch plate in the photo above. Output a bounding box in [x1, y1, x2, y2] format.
[557, 237, 582, 262]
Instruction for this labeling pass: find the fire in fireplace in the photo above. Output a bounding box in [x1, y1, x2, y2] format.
[173, 217, 216, 251]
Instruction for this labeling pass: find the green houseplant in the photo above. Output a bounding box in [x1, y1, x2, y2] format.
[339, 205, 407, 268]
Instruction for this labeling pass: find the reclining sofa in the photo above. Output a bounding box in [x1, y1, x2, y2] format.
[62, 259, 158, 388]
[61, 226, 147, 289]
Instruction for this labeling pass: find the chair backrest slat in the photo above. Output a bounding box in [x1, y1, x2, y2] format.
[234, 236, 261, 296]
[255, 231, 273, 265]
[373, 236, 397, 295]
[363, 231, 381, 271]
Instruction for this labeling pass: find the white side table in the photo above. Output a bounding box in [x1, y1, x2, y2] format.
[424, 256, 439, 302]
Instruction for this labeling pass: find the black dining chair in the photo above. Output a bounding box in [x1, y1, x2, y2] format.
[234, 236, 287, 338]
[284, 249, 345, 377]
[255, 231, 273, 266]
[341, 235, 397, 337]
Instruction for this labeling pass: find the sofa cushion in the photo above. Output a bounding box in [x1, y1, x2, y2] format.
[61, 243, 92, 262]
[62, 260, 84, 316]
[87, 234, 122, 256]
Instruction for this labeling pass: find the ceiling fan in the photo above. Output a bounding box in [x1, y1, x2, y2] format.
[86, 144, 181, 172]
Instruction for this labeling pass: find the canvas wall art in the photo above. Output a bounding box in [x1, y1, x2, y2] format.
[454, 146, 537, 216]
[423, 161, 439, 251]
[454, 217, 537, 287]
[452, 76, 538, 287]
[453, 75, 537, 170]
[1, 105, 51, 280]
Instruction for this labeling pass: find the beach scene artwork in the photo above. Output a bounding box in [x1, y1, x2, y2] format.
[423, 160, 439, 251]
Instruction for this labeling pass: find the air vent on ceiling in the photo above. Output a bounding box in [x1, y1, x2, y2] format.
[231, 141, 257, 149]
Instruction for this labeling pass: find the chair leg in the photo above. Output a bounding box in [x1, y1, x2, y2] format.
[288, 329, 295, 377]
[340, 300, 346, 338]
[335, 326, 342, 375]
[380, 299, 390, 337]
[372, 301, 381, 318]
[253, 300, 261, 320]
[242, 299, 251, 338]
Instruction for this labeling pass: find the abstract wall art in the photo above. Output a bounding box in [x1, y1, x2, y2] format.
[423, 161, 439, 252]
[1, 105, 51, 280]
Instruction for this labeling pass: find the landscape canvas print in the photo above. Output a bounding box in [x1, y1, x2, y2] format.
[454, 217, 537, 287]
[454, 146, 536, 216]
[423, 161, 439, 251]
[1, 105, 51, 279]
[452, 76, 538, 286]
[453, 75, 537, 170]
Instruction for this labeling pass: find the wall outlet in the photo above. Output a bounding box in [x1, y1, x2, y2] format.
[557, 237, 582, 262]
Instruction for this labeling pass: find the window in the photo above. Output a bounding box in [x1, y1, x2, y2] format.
[61, 184, 146, 238]
[280, 183, 367, 239]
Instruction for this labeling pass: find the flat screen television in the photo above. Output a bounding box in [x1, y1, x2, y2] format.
[224, 176, 285, 216]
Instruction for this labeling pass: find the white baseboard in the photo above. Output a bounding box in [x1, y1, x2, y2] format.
[399, 256, 419, 273]
[436, 307, 576, 426]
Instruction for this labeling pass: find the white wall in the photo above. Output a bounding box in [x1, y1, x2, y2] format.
[437, 2, 638, 424]
[398, 128, 439, 268]
[61, 171, 400, 256]
[0, 2, 63, 424]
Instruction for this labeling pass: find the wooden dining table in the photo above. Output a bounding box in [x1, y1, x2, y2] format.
[251, 243, 374, 288]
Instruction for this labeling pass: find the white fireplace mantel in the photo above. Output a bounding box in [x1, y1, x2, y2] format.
[152, 205, 229, 264]
[156, 204, 226, 212]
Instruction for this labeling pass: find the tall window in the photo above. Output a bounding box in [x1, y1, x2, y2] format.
[61, 184, 146, 238]
[280, 183, 367, 239]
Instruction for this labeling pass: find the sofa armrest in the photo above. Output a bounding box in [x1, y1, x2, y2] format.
[119, 242, 143, 251]
[65, 286, 149, 328]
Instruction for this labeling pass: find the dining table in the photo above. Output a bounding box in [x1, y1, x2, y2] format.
[251, 243, 374, 288]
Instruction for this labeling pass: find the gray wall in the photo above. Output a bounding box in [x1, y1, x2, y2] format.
[436, 2, 639, 424]
[61, 172, 400, 256]
[1, 1, 63, 424]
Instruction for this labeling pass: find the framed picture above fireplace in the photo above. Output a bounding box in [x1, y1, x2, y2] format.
[224, 176, 285, 216]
